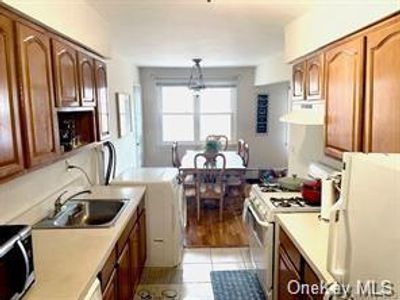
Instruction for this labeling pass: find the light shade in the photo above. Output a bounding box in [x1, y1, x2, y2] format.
[188, 58, 205, 93]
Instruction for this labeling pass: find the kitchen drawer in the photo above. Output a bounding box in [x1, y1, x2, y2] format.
[99, 247, 116, 291]
[279, 228, 302, 273]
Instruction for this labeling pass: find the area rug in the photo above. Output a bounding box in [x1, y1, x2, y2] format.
[210, 270, 266, 300]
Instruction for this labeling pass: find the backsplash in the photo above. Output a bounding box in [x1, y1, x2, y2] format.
[288, 125, 341, 178]
[0, 149, 97, 224]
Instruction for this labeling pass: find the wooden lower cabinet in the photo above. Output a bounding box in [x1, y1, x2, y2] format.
[99, 199, 146, 300]
[117, 243, 131, 300]
[278, 247, 302, 300]
[278, 227, 324, 300]
[103, 269, 117, 300]
[139, 212, 147, 269]
[129, 223, 140, 293]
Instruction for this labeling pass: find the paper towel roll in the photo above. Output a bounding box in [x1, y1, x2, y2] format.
[321, 178, 336, 221]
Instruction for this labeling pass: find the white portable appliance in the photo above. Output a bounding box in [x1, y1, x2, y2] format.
[327, 153, 400, 299]
[111, 168, 183, 267]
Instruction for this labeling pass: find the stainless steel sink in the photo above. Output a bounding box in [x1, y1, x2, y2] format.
[34, 199, 129, 229]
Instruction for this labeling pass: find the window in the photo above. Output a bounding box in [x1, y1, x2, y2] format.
[161, 86, 236, 143]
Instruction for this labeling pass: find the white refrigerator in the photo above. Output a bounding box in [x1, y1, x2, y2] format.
[327, 153, 400, 299]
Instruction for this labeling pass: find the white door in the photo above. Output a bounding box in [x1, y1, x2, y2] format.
[132, 85, 143, 167]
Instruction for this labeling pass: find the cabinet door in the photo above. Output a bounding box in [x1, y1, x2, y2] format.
[16, 22, 60, 167]
[365, 17, 400, 153]
[278, 247, 301, 300]
[52, 39, 79, 107]
[102, 268, 117, 300]
[78, 52, 96, 107]
[139, 212, 147, 270]
[303, 263, 323, 300]
[94, 60, 110, 140]
[117, 243, 132, 300]
[292, 61, 306, 100]
[324, 37, 364, 159]
[0, 14, 24, 180]
[306, 54, 324, 100]
[129, 223, 140, 294]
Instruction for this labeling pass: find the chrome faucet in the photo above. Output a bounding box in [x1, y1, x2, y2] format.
[54, 190, 92, 216]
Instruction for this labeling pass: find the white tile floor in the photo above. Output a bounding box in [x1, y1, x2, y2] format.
[134, 247, 252, 300]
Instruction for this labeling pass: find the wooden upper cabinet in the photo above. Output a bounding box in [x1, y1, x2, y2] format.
[306, 53, 324, 100]
[95, 60, 110, 140]
[0, 14, 24, 180]
[292, 61, 306, 100]
[16, 22, 60, 167]
[52, 39, 80, 107]
[324, 36, 365, 159]
[364, 17, 400, 153]
[78, 52, 96, 107]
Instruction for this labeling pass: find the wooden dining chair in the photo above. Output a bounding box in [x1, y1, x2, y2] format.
[237, 139, 245, 156]
[242, 143, 250, 167]
[206, 135, 229, 151]
[194, 152, 227, 221]
[171, 141, 181, 168]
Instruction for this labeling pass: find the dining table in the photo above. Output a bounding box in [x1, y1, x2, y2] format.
[179, 150, 246, 176]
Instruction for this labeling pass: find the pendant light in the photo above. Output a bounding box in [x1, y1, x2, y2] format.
[188, 58, 206, 95]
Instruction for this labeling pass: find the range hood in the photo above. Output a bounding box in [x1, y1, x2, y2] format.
[280, 101, 325, 125]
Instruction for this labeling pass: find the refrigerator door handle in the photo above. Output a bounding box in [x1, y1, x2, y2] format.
[326, 197, 346, 282]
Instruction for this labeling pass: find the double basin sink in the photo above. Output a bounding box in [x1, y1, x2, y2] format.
[35, 199, 129, 229]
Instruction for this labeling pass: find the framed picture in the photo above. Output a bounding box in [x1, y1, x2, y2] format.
[116, 92, 133, 137]
[256, 94, 269, 134]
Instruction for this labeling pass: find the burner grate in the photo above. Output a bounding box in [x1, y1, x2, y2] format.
[270, 196, 306, 208]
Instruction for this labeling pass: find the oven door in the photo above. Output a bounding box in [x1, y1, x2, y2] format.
[243, 200, 274, 296]
[0, 236, 34, 300]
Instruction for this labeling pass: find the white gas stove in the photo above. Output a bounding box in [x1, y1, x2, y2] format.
[250, 183, 320, 223]
[243, 163, 336, 298]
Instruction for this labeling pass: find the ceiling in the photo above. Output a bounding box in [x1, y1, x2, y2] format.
[87, 0, 320, 67]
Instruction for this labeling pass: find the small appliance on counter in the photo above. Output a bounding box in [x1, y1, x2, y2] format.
[320, 172, 341, 221]
[0, 225, 35, 300]
[301, 179, 322, 206]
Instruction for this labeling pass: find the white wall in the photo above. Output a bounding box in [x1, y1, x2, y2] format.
[2, 0, 111, 56]
[0, 1, 139, 223]
[254, 52, 290, 86]
[287, 126, 342, 178]
[140, 67, 288, 169]
[285, 2, 400, 61]
[107, 55, 141, 174]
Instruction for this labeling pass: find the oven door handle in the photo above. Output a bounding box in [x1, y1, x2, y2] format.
[248, 204, 271, 228]
[16, 239, 30, 293]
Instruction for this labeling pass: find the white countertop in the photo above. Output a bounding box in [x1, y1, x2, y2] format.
[112, 167, 178, 183]
[23, 185, 146, 300]
[276, 213, 334, 283]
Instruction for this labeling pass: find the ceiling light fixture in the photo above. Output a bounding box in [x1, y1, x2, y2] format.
[188, 58, 206, 96]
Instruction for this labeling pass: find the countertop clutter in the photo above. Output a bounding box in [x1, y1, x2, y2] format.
[276, 213, 334, 284]
[23, 186, 146, 300]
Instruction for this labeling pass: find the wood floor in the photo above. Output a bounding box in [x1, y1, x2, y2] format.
[184, 195, 249, 248]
